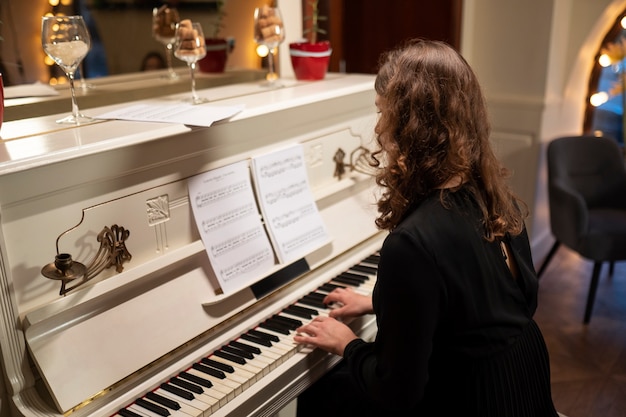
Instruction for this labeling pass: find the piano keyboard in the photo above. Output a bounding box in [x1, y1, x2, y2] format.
[115, 253, 379, 417]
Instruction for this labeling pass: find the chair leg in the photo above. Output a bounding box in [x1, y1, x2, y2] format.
[583, 262, 603, 324]
[537, 241, 560, 279]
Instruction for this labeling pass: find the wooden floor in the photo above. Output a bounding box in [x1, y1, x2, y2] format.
[534, 245, 626, 417]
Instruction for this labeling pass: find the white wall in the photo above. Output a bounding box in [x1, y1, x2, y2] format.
[461, 0, 625, 263]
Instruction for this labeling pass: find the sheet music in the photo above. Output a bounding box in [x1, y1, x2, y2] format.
[251, 144, 331, 264]
[188, 160, 275, 294]
[95, 103, 243, 127]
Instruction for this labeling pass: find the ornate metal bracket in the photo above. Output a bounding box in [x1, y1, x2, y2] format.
[41, 224, 132, 296]
[333, 146, 376, 180]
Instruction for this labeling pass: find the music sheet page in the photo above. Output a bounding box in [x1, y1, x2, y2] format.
[188, 160, 275, 294]
[251, 143, 331, 264]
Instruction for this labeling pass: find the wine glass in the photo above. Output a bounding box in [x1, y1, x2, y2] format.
[152, 5, 180, 80]
[42, 15, 94, 125]
[253, 6, 285, 87]
[174, 20, 208, 104]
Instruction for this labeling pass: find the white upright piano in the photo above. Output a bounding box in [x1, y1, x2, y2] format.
[0, 73, 384, 417]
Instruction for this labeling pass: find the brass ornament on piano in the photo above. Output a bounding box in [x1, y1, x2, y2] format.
[41, 224, 132, 296]
[333, 146, 377, 180]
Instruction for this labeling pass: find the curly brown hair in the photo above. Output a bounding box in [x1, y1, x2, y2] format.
[372, 39, 527, 241]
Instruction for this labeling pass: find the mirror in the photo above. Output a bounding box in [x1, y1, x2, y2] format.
[0, 0, 266, 87]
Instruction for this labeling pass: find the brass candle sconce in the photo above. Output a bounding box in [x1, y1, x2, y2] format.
[41, 224, 132, 296]
[333, 146, 376, 180]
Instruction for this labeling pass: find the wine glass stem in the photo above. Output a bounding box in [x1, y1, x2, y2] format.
[68, 72, 80, 120]
[165, 43, 175, 76]
[190, 62, 199, 102]
[267, 49, 277, 82]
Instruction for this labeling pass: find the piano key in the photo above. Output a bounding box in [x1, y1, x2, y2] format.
[240, 332, 273, 347]
[145, 391, 181, 410]
[128, 399, 194, 417]
[160, 384, 222, 415]
[154, 389, 207, 417]
[185, 367, 238, 402]
[332, 275, 364, 286]
[213, 349, 247, 365]
[350, 264, 378, 275]
[230, 340, 262, 355]
[117, 408, 144, 417]
[207, 353, 267, 382]
[135, 398, 171, 416]
[199, 358, 232, 375]
[178, 371, 213, 388]
[298, 295, 327, 309]
[189, 364, 242, 393]
[317, 283, 345, 293]
[258, 319, 291, 335]
[271, 314, 302, 329]
[284, 304, 319, 318]
[248, 329, 279, 342]
[160, 382, 195, 401]
[193, 362, 226, 379]
[221, 345, 254, 360]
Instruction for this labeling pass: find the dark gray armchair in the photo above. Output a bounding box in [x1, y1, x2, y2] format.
[537, 135, 626, 323]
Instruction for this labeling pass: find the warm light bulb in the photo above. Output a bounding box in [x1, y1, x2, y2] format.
[44, 56, 55, 66]
[621, 16, 626, 29]
[48, 0, 60, 6]
[590, 91, 609, 107]
[598, 54, 612, 67]
[256, 44, 269, 57]
[60, 0, 73, 5]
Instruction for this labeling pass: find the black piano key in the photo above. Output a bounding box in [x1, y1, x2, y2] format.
[170, 376, 204, 394]
[160, 383, 195, 401]
[318, 283, 345, 293]
[259, 319, 291, 335]
[118, 408, 143, 417]
[283, 305, 313, 319]
[248, 329, 279, 342]
[306, 292, 326, 301]
[145, 392, 181, 411]
[241, 333, 273, 347]
[298, 296, 327, 309]
[193, 362, 227, 379]
[179, 371, 214, 387]
[135, 398, 170, 416]
[230, 340, 262, 355]
[214, 349, 247, 365]
[221, 345, 254, 360]
[341, 271, 369, 281]
[271, 314, 302, 328]
[350, 264, 378, 274]
[363, 255, 380, 264]
[200, 358, 234, 373]
[286, 304, 319, 317]
[333, 275, 364, 286]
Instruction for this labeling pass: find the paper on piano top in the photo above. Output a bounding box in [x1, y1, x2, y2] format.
[95, 102, 244, 127]
[188, 160, 275, 295]
[251, 143, 331, 264]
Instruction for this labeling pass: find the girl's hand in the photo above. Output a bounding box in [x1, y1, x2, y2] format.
[324, 287, 374, 321]
[294, 316, 358, 356]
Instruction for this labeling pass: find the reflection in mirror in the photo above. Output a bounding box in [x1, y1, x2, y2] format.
[0, 0, 265, 87]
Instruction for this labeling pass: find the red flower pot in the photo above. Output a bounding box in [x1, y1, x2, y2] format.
[199, 38, 229, 73]
[289, 41, 332, 81]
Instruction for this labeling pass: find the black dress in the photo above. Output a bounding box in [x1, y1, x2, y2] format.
[297, 188, 558, 417]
